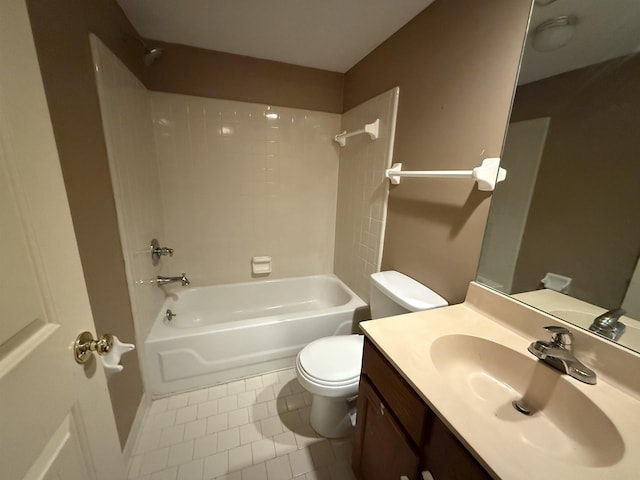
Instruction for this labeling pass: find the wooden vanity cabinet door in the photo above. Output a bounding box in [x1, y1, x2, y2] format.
[421, 417, 493, 480]
[352, 376, 420, 480]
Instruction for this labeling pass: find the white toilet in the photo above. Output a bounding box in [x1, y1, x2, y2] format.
[295, 270, 448, 438]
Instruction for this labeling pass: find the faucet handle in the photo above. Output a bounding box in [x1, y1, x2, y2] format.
[544, 325, 573, 349]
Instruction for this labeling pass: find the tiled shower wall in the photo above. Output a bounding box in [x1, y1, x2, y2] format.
[333, 88, 399, 302]
[151, 93, 341, 285]
[91, 36, 166, 343]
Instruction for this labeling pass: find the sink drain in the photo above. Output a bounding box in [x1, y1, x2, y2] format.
[512, 400, 533, 416]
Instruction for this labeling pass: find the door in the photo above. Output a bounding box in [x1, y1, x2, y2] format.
[0, 0, 125, 479]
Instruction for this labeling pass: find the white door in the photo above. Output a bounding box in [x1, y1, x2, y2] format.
[0, 0, 126, 479]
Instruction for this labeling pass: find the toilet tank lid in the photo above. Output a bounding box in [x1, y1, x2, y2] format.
[371, 271, 448, 311]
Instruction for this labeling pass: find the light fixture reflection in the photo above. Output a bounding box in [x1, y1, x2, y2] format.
[532, 15, 578, 52]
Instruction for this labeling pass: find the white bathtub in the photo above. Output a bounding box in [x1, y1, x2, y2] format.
[144, 274, 367, 395]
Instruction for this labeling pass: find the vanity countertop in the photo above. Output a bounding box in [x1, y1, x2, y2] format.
[360, 282, 640, 480]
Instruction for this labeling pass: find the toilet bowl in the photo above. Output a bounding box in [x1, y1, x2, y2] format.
[295, 335, 364, 438]
[295, 270, 448, 438]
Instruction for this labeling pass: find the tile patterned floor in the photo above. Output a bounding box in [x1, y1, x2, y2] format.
[128, 368, 356, 480]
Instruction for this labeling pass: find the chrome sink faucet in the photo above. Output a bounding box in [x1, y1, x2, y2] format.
[528, 326, 597, 385]
[589, 308, 626, 341]
[156, 273, 190, 287]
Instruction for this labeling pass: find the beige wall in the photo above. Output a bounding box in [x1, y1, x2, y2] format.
[25, 0, 145, 447]
[146, 41, 344, 113]
[343, 0, 533, 304]
[334, 87, 399, 301]
[151, 93, 341, 284]
[510, 55, 640, 309]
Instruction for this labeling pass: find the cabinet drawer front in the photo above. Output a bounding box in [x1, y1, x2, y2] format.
[362, 339, 429, 445]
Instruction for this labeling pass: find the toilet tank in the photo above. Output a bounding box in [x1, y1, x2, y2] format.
[370, 271, 448, 319]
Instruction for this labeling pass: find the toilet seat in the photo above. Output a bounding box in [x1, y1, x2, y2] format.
[296, 335, 364, 397]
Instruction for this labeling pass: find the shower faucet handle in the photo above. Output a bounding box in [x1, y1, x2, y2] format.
[150, 238, 173, 265]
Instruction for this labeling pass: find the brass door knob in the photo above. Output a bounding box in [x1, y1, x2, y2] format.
[74, 331, 114, 364]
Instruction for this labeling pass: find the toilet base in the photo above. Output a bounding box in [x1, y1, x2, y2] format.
[309, 395, 355, 438]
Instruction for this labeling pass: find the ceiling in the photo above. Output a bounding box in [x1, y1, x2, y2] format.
[116, 0, 434, 73]
[117, 0, 640, 80]
[518, 0, 640, 84]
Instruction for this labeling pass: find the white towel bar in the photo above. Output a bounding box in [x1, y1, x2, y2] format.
[334, 119, 379, 147]
[385, 158, 507, 191]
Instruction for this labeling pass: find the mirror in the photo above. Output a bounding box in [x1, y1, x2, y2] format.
[477, 0, 640, 353]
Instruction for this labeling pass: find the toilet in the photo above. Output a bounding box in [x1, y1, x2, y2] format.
[295, 270, 448, 437]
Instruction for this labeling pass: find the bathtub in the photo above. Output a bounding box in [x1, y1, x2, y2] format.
[144, 274, 367, 395]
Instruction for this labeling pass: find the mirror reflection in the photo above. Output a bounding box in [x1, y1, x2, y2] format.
[477, 0, 640, 353]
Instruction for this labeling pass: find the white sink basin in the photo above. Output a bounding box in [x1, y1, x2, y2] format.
[430, 334, 624, 467]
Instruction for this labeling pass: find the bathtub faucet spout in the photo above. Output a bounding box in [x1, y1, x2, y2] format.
[157, 273, 190, 287]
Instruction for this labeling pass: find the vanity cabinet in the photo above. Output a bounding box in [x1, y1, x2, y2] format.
[353, 339, 492, 480]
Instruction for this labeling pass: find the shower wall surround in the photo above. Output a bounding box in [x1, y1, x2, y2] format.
[151, 93, 341, 285]
[333, 88, 399, 301]
[91, 36, 166, 342]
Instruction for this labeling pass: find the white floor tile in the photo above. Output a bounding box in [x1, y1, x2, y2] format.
[152, 410, 178, 431]
[265, 455, 293, 480]
[277, 369, 296, 384]
[240, 423, 263, 445]
[194, 434, 218, 459]
[198, 400, 219, 419]
[215, 472, 242, 480]
[304, 466, 331, 480]
[278, 411, 300, 433]
[218, 427, 241, 451]
[229, 407, 250, 428]
[273, 432, 297, 457]
[160, 424, 186, 448]
[218, 395, 239, 413]
[289, 381, 305, 395]
[273, 383, 292, 398]
[140, 447, 170, 476]
[204, 452, 229, 479]
[177, 458, 203, 480]
[309, 441, 334, 468]
[329, 439, 352, 462]
[228, 444, 253, 471]
[151, 466, 178, 480]
[255, 387, 276, 403]
[261, 372, 280, 387]
[168, 393, 190, 410]
[284, 394, 305, 412]
[136, 431, 162, 455]
[185, 419, 208, 441]
[131, 373, 354, 480]
[241, 462, 267, 480]
[238, 391, 257, 408]
[245, 376, 263, 391]
[216, 472, 242, 480]
[207, 413, 229, 434]
[176, 405, 199, 425]
[251, 439, 276, 464]
[259, 416, 283, 438]
[288, 449, 314, 477]
[188, 389, 209, 406]
[266, 400, 279, 418]
[168, 440, 194, 467]
[327, 460, 355, 480]
[228, 380, 246, 395]
[149, 398, 169, 416]
[128, 453, 143, 478]
[209, 384, 228, 400]
[249, 403, 270, 422]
